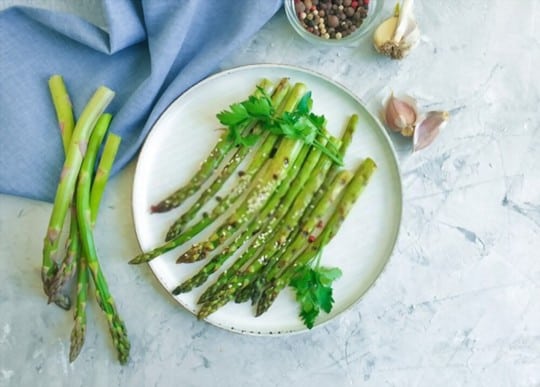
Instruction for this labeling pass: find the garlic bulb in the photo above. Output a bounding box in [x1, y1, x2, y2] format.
[382, 93, 419, 137]
[373, 0, 420, 59]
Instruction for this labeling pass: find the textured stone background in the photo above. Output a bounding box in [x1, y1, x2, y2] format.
[1, 1, 539, 386]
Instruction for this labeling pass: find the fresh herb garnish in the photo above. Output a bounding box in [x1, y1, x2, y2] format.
[216, 89, 343, 166]
[289, 246, 342, 329]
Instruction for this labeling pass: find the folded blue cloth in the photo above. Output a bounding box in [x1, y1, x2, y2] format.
[0, 0, 282, 202]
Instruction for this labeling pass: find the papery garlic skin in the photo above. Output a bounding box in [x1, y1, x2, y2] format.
[373, 0, 420, 60]
[383, 93, 419, 137]
[413, 111, 450, 151]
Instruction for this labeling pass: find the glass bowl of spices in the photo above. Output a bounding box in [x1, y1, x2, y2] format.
[284, 0, 383, 47]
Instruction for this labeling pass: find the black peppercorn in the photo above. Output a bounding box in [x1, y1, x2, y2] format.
[294, 0, 369, 40]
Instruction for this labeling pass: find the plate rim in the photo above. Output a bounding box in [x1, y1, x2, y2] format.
[131, 63, 403, 336]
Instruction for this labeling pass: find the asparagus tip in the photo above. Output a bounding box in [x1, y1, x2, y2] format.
[177, 245, 206, 263]
[128, 253, 148, 264]
[69, 324, 86, 363]
[150, 202, 171, 213]
[171, 286, 184, 295]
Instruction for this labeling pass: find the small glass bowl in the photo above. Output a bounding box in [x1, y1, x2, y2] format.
[284, 0, 384, 47]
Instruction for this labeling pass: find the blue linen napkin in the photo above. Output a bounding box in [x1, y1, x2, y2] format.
[0, 0, 282, 202]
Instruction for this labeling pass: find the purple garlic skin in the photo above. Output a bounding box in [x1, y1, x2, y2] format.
[413, 111, 449, 151]
[383, 93, 419, 137]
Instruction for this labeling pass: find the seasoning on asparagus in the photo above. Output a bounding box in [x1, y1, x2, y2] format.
[130, 83, 305, 264]
[150, 79, 275, 213]
[172, 140, 313, 295]
[164, 78, 290, 240]
[196, 150, 348, 320]
[247, 169, 353, 304]
[245, 116, 357, 304]
[256, 158, 377, 321]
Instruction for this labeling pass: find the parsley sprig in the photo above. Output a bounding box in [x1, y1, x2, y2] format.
[289, 245, 342, 329]
[216, 89, 343, 166]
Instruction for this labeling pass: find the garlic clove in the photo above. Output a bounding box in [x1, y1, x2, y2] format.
[413, 111, 449, 151]
[393, 0, 415, 43]
[373, 0, 420, 59]
[383, 93, 419, 137]
[373, 16, 398, 53]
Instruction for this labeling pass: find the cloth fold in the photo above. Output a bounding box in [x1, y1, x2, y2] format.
[0, 0, 282, 202]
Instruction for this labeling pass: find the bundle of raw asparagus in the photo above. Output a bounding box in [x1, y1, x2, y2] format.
[131, 78, 376, 327]
[41, 75, 129, 363]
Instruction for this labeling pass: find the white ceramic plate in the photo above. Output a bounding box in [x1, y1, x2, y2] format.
[132, 64, 402, 335]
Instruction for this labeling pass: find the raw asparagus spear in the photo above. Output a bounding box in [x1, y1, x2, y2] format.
[76, 118, 130, 364]
[256, 158, 377, 316]
[172, 140, 313, 295]
[69, 124, 120, 363]
[165, 78, 290, 240]
[48, 122, 120, 310]
[48, 74, 75, 151]
[90, 133, 121, 225]
[196, 144, 348, 319]
[42, 86, 115, 294]
[69, 245, 88, 362]
[45, 76, 77, 309]
[130, 84, 305, 264]
[151, 79, 274, 213]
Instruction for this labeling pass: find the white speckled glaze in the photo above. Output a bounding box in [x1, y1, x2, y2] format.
[1, 1, 539, 386]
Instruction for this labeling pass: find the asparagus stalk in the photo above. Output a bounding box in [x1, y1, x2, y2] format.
[45, 75, 78, 309]
[197, 135, 336, 304]
[76, 117, 129, 364]
[243, 114, 356, 306]
[42, 86, 115, 294]
[196, 115, 352, 304]
[177, 83, 308, 263]
[151, 79, 275, 214]
[46, 206, 80, 310]
[69, 114, 117, 362]
[165, 78, 290, 240]
[172, 140, 313, 295]
[196, 138, 343, 318]
[241, 118, 356, 304]
[129, 84, 304, 264]
[299, 114, 357, 227]
[48, 75, 75, 152]
[90, 133, 121, 225]
[251, 170, 353, 299]
[69, 243, 88, 362]
[256, 158, 377, 316]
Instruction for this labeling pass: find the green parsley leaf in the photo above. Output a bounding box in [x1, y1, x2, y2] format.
[246, 95, 273, 118]
[318, 267, 342, 286]
[238, 133, 260, 147]
[296, 91, 312, 115]
[215, 89, 343, 166]
[289, 262, 342, 329]
[315, 282, 334, 313]
[217, 103, 249, 127]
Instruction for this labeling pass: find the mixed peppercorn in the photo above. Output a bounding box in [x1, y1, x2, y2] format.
[294, 0, 369, 40]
